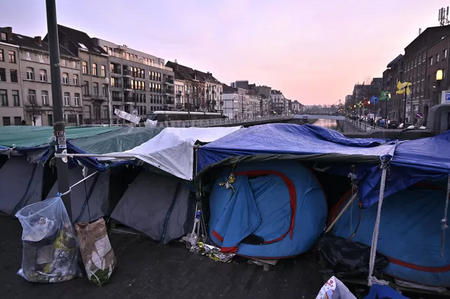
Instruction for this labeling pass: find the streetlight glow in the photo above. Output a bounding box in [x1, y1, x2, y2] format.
[436, 69, 443, 81]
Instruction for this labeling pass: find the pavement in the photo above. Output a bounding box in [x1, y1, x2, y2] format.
[0, 215, 324, 299]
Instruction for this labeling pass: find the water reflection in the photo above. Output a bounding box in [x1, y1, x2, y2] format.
[313, 119, 339, 131]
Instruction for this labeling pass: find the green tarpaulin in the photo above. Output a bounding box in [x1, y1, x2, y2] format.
[71, 127, 163, 154]
[0, 126, 121, 149]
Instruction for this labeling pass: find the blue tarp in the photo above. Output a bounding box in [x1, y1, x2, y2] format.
[197, 124, 396, 173]
[198, 124, 450, 208]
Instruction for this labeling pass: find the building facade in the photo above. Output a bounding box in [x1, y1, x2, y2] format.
[222, 84, 239, 119]
[383, 54, 403, 122]
[0, 27, 23, 126]
[1, 27, 83, 126]
[270, 90, 285, 115]
[166, 61, 223, 112]
[93, 39, 175, 123]
[51, 25, 110, 125]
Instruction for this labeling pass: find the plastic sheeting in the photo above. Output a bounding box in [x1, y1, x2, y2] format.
[0, 157, 44, 215]
[104, 127, 241, 180]
[71, 127, 163, 154]
[48, 166, 110, 223]
[110, 171, 194, 244]
[197, 124, 395, 175]
[0, 126, 120, 149]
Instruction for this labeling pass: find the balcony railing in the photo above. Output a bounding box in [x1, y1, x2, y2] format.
[123, 69, 131, 76]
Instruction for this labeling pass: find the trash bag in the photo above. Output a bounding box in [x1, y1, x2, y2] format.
[15, 197, 81, 283]
[317, 234, 389, 279]
[75, 218, 116, 286]
[316, 276, 357, 299]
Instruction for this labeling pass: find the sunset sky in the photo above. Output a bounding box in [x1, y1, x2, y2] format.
[2, 0, 449, 104]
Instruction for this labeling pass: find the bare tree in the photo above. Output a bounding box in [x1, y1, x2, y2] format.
[364, 76, 372, 85]
[24, 94, 39, 126]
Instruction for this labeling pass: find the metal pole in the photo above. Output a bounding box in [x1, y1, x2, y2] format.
[46, 0, 72, 220]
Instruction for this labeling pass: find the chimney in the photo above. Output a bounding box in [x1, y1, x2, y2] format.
[175, 59, 177, 64]
[5, 27, 12, 42]
[34, 36, 42, 46]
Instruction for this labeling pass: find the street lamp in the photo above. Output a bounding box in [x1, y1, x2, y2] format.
[435, 69, 443, 106]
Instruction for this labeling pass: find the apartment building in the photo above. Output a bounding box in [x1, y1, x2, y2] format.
[92, 38, 175, 123]
[0, 27, 82, 126]
[50, 25, 110, 125]
[0, 27, 23, 126]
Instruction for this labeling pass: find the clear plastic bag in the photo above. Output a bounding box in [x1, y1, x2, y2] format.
[15, 197, 81, 283]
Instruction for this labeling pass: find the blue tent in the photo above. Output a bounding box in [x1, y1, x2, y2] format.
[332, 186, 450, 286]
[209, 160, 327, 258]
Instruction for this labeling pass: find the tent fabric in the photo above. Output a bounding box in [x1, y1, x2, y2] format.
[110, 171, 194, 244]
[392, 130, 450, 172]
[0, 126, 120, 149]
[105, 127, 241, 180]
[0, 157, 44, 215]
[70, 127, 163, 154]
[48, 166, 110, 223]
[209, 160, 327, 258]
[197, 124, 395, 175]
[332, 187, 450, 287]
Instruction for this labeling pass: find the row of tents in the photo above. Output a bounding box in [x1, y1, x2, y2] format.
[1, 123, 450, 287]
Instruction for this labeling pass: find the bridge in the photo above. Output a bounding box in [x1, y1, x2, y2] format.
[148, 114, 344, 128]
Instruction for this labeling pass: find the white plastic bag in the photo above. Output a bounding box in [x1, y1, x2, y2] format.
[16, 197, 81, 283]
[316, 276, 357, 299]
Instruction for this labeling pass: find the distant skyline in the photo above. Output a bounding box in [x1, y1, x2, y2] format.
[1, 0, 449, 105]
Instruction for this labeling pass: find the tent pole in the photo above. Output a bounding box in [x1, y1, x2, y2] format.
[367, 160, 390, 287]
[441, 174, 450, 257]
[325, 193, 357, 233]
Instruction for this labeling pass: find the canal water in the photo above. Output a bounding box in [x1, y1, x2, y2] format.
[313, 119, 340, 131]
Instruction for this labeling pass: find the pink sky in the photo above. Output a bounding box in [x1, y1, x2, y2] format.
[2, 0, 449, 104]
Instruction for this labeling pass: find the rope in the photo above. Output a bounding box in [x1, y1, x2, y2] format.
[367, 160, 390, 287]
[57, 170, 99, 197]
[441, 174, 450, 257]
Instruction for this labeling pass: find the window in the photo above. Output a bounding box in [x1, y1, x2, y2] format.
[12, 90, 20, 106]
[25, 51, 31, 60]
[41, 91, 49, 106]
[444, 69, 447, 80]
[101, 65, 106, 77]
[74, 93, 80, 106]
[82, 61, 88, 74]
[0, 68, 5, 81]
[10, 70, 18, 82]
[92, 63, 97, 76]
[102, 84, 108, 96]
[0, 90, 7, 106]
[84, 105, 91, 119]
[63, 92, 70, 106]
[73, 74, 79, 85]
[83, 81, 89, 95]
[38, 54, 45, 63]
[445, 49, 448, 59]
[71, 61, 76, 68]
[62, 72, 68, 84]
[103, 46, 107, 52]
[8, 51, 16, 63]
[126, 52, 130, 60]
[429, 56, 433, 66]
[26, 67, 34, 80]
[2, 117, 10, 126]
[0, 32, 6, 41]
[436, 53, 440, 62]
[14, 117, 21, 126]
[102, 106, 108, 119]
[61, 58, 66, 66]
[40, 69, 47, 82]
[93, 83, 99, 96]
[28, 89, 36, 104]
[94, 106, 101, 119]
[108, 47, 112, 55]
[0, 49, 3, 61]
